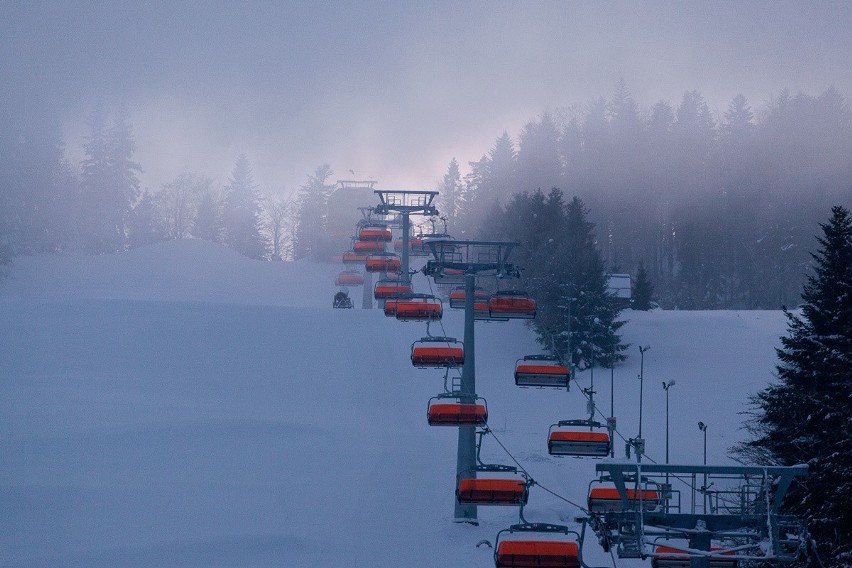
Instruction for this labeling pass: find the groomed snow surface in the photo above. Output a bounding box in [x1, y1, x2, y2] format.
[0, 240, 787, 567]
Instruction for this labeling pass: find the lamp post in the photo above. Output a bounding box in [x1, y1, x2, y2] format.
[609, 361, 615, 458]
[698, 421, 708, 512]
[663, 380, 676, 511]
[638, 345, 650, 439]
[663, 380, 676, 465]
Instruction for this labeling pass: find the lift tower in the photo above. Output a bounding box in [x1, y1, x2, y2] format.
[424, 240, 520, 524]
[373, 190, 438, 283]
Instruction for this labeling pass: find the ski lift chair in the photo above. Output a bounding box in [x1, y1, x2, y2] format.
[411, 336, 464, 368]
[494, 524, 580, 568]
[427, 394, 487, 426]
[358, 224, 392, 242]
[586, 478, 661, 513]
[394, 294, 443, 322]
[365, 252, 402, 273]
[353, 240, 385, 254]
[374, 279, 412, 300]
[548, 420, 611, 457]
[515, 355, 570, 388]
[448, 286, 489, 309]
[456, 430, 530, 507]
[652, 546, 737, 568]
[488, 290, 537, 319]
[342, 251, 369, 265]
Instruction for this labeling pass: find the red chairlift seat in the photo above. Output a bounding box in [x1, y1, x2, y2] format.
[342, 251, 369, 265]
[334, 271, 364, 287]
[652, 547, 737, 568]
[384, 299, 400, 317]
[411, 337, 464, 368]
[488, 291, 537, 319]
[494, 524, 580, 568]
[395, 295, 443, 322]
[449, 286, 489, 309]
[548, 431, 611, 457]
[353, 240, 385, 253]
[366, 253, 402, 273]
[515, 356, 570, 388]
[374, 279, 412, 300]
[587, 487, 660, 513]
[358, 226, 392, 241]
[457, 478, 528, 506]
[427, 396, 487, 426]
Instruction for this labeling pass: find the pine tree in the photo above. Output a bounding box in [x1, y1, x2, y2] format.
[294, 164, 333, 260]
[738, 206, 852, 566]
[222, 155, 268, 260]
[550, 196, 627, 368]
[192, 190, 223, 244]
[439, 158, 462, 231]
[631, 262, 655, 310]
[78, 105, 141, 254]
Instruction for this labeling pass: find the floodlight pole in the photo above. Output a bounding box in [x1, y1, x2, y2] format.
[636, 345, 650, 462]
[663, 380, 675, 511]
[698, 421, 708, 513]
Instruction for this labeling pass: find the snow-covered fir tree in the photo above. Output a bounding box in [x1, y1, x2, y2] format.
[631, 261, 655, 310]
[222, 155, 268, 260]
[738, 205, 852, 567]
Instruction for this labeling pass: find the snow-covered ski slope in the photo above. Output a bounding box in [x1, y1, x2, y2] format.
[0, 240, 787, 567]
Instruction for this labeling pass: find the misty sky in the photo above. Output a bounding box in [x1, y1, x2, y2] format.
[2, 1, 850, 194]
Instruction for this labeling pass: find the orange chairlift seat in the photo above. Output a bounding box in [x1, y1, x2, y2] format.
[652, 546, 737, 568]
[358, 224, 392, 242]
[587, 486, 661, 513]
[353, 240, 386, 254]
[548, 420, 611, 457]
[515, 355, 570, 388]
[488, 290, 537, 319]
[341, 251, 369, 265]
[448, 286, 489, 309]
[495, 524, 580, 568]
[383, 298, 400, 318]
[458, 478, 527, 506]
[456, 430, 530, 507]
[411, 336, 464, 368]
[394, 294, 443, 322]
[408, 237, 430, 256]
[374, 278, 412, 300]
[365, 253, 402, 273]
[334, 270, 364, 287]
[427, 394, 487, 426]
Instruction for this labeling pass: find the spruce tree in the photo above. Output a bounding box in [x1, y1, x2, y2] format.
[631, 262, 655, 310]
[738, 206, 852, 566]
[222, 155, 268, 260]
[294, 164, 333, 260]
[192, 190, 223, 244]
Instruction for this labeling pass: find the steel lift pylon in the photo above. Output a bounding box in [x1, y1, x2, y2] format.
[424, 239, 522, 524]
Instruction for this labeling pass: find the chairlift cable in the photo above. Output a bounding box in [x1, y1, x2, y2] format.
[484, 422, 594, 517]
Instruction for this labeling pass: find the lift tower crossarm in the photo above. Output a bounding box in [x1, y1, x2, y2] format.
[373, 190, 439, 283]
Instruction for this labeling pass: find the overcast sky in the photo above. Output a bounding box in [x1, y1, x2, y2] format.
[2, 1, 850, 195]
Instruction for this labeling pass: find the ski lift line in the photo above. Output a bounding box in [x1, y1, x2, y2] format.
[483, 424, 594, 518]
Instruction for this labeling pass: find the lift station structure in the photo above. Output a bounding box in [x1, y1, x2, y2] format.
[587, 462, 809, 568]
[424, 239, 523, 524]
